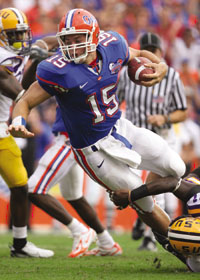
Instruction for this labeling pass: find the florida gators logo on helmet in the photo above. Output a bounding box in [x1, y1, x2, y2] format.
[56, 9, 100, 63]
[0, 7, 32, 55]
[168, 215, 200, 256]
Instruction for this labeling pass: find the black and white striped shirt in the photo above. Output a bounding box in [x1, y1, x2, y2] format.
[117, 66, 187, 133]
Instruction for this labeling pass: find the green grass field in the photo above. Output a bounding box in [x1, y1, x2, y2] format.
[0, 232, 199, 280]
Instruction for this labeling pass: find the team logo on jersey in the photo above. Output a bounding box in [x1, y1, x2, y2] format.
[109, 59, 123, 74]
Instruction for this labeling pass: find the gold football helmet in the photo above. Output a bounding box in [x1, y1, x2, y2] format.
[168, 216, 200, 256]
[0, 7, 32, 54]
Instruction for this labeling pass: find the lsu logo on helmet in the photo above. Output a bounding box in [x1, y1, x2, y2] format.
[168, 216, 200, 255]
[0, 7, 32, 54]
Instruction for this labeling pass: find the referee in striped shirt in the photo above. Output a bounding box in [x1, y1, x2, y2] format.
[117, 32, 188, 251]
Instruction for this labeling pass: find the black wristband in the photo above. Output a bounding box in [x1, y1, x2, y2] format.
[130, 184, 148, 202]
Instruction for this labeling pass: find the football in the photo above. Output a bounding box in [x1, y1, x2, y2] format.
[128, 57, 154, 85]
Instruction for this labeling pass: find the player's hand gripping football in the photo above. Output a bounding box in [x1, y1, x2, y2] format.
[7, 124, 34, 138]
[108, 190, 130, 210]
[142, 61, 167, 87]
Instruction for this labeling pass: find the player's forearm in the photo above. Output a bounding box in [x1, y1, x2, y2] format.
[35, 36, 58, 51]
[129, 48, 161, 64]
[165, 110, 187, 124]
[139, 50, 161, 64]
[12, 98, 31, 121]
[130, 176, 178, 201]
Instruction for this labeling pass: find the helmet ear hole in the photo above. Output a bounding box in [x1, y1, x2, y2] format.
[168, 216, 200, 256]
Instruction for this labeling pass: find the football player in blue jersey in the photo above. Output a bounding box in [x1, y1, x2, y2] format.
[8, 8, 187, 265]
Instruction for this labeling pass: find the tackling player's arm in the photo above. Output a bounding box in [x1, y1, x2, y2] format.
[128, 47, 167, 86]
[109, 176, 181, 209]
[7, 81, 51, 138]
[23, 36, 58, 90]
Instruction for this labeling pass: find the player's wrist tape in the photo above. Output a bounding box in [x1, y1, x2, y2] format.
[15, 89, 25, 103]
[129, 184, 148, 203]
[12, 116, 26, 127]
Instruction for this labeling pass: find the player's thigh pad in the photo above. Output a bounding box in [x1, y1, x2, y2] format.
[28, 142, 74, 194]
[116, 118, 185, 177]
[0, 136, 28, 187]
[59, 163, 84, 201]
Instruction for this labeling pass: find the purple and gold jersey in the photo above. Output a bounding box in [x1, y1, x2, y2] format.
[36, 31, 129, 148]
[0, 47, 29, 123]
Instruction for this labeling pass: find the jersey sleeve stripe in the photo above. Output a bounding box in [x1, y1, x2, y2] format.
[36, 73, 61, 87]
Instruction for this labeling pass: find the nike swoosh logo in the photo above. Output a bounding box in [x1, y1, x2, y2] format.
[97, 160, 104, 168]
[79, 82, 88, 89]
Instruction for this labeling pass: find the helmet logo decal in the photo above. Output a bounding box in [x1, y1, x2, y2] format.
[83, 15, 94, 25]
[1, 11, 9, 19]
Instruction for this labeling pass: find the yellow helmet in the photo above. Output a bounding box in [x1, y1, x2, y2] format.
[0, 7, 32, 54]
[168, 216, 200, 256]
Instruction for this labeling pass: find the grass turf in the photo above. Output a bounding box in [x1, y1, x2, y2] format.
[0, 232, 199, 280]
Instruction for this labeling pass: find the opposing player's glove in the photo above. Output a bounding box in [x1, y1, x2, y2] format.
[29, 45, 49, 62]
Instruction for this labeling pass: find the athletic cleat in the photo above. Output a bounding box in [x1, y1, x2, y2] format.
[68, 228, 96, 258]
[132, 217, 145, 240]
[10, 242, 54, 258]
[138, 237, 157, 252]
[84, 242, 122, 256]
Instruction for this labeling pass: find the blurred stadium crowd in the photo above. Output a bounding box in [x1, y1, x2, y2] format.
[0, 0, 200, 231]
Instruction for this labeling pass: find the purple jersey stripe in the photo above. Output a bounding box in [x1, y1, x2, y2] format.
[187, 204, 200, 210]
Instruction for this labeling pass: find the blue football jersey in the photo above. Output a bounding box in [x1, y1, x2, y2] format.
[36, 31, 129, 148]
[51, 106, 66, 134]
